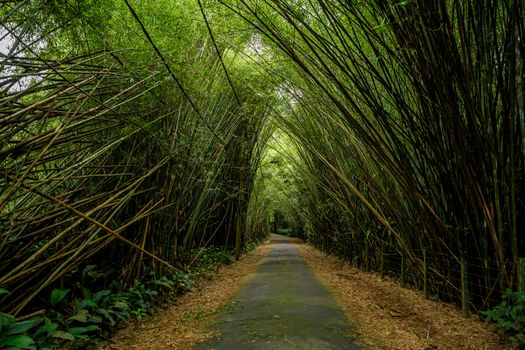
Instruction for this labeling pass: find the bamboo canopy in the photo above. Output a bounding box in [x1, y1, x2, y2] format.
[1, 0, 523, 316]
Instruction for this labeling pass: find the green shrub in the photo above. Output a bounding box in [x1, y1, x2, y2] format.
[199, 247, 234, 266]
[276, 227, 293, 236]
[1, 279, 180, 349]
[482, 289, 525, 348]
[0, 312, 37, 350]
[0, 246, 238, 348]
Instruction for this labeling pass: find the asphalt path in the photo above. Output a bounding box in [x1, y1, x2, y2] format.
[194, 234, 360, 349]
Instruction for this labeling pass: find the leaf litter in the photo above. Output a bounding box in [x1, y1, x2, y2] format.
[297, 243, 512, 350]
[104, 241, 272, 350]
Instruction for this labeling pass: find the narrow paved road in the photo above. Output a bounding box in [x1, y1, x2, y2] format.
[194, 234, 360, 349]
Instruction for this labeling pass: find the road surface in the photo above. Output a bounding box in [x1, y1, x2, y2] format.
[194, 234, 360, 349]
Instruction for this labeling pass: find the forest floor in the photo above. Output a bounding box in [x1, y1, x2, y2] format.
[105, 235, 510, 350]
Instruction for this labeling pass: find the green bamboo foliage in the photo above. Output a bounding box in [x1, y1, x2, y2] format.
[230, 0, 524, 308]
[0, 1, 271, 315]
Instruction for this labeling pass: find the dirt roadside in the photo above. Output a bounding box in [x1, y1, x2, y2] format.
[297, 243, 511, 350]
[104, 241, 272, 350]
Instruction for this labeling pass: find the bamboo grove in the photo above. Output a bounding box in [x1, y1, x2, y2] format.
[1, 0, 524, 320]
[0, 0, 273, 315]
[234, 0, 524, 311]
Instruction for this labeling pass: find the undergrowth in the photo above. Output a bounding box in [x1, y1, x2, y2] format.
[482, 289, 525, 348]
[0, 247, 236, 350]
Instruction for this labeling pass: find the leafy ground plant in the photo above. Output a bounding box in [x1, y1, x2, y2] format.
[482, 289, 525, 348]
[0, 312, 37, 349]
[0, 248, 240, 349]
